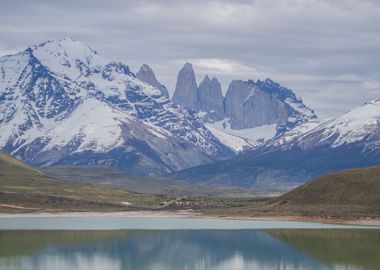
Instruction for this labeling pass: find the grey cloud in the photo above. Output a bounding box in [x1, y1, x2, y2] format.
[0, 0, 379, 118]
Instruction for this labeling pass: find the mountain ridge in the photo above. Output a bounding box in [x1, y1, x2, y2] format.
[170, 98, 380, 189]
[170, 63, 317, 150]
[0, 38, 233, 175]
[0, 37, 323, 179]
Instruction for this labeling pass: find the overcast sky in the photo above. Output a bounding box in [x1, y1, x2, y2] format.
[1, 0, 379, 118]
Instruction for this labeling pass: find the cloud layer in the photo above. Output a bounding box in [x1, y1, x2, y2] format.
[1, 0, 379, 117]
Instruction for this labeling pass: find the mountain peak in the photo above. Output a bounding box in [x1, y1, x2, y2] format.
[201, 75, 211, 84]
[27, 38, 108, 79]
[136, 64, 169, 98]
[139, 63, 153, 72]
[32, 37, 97, 56]
[182, 62, 194, 73]
[227, 80, 247, 91]
[264, 78, 277, 84]
[137, 64, 155, 78]
[211, 77, 219, 84]
[198, 75, 224, 122]
[172, 63, 198, 109]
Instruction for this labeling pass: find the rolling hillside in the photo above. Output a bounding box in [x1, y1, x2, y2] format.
[0, 152, 43, 176]
[0, 152, 168, 212]
[267, 165, 380, 217]
[198, 165, 380, 219]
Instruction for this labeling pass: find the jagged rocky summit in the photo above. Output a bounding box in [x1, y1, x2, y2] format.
[134, 62, 317, 153]
[171, 63, 316, 132]
[172, 63, 199, 110]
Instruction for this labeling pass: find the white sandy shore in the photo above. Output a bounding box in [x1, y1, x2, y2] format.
[0, 211, 200, 219]
[1, 211, 380, 227]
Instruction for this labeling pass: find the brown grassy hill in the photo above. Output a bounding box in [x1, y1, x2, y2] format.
[0, 152, 168, 212]
[267, 166, 380, 217]
[0, 151, 43, 176]
[0, 152, 268, 214]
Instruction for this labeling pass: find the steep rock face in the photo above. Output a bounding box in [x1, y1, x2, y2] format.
[225, 80, 288, 129]
[171, 64, 316, 144]
[198, 76, 224, 122]
[254, 79, 316, 132]
[172, 63, 198, 110]
[136, 64, 169, 99]
[170, 63, 317, 152]
[0, 38, 234, 175]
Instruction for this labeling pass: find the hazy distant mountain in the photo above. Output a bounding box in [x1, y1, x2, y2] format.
[170, 99, 380, 189]
[0, 38, 233, 175]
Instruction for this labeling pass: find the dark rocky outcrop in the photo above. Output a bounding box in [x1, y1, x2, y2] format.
[171, 64, 316, 132]
[198, 75, 225, 122]
[136, 64, 169, 99]
[224, 80, 288, 129]
[172, 63, 199, 110]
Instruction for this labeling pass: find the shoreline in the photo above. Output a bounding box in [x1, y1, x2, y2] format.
[1, 211, 380, 227]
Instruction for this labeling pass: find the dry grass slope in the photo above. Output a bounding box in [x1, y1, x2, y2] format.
[267, 166, 380, 217]
[0, 152, 168, 212]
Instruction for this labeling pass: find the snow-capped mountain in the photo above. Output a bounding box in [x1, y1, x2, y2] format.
[0, 37, 233, 175]
[171, 63, 316, 152]
[266, 99, 380, 151]
[170, 99, 380, 189]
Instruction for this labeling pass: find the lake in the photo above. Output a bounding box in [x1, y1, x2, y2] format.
[0, 216, 379, 270]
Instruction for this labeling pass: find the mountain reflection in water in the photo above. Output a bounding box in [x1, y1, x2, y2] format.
[0, 229, 379, 270]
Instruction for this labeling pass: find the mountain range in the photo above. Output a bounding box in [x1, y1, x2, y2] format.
[171, 99, 380, 189]
[171, 63, 316, 151]
[172, 63, 316, 131]
[0, 38, 235, 175]
[1, 37, 378, 189]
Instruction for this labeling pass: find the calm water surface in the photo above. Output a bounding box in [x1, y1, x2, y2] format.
[0, 217, 379, 270]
